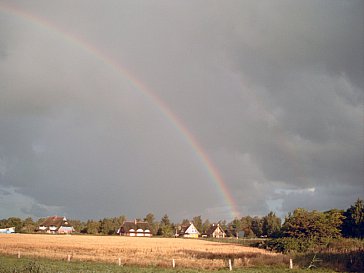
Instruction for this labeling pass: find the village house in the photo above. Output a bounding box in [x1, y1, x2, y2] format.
[176, 222, 200, 238]
[37, 216, 74, 234]
[117, 220, 152, 237]
[0, 227, 15, 234]
[204, 223, 226, 238]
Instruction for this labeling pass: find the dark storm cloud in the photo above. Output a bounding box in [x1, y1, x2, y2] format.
[0, 0, 362, 221]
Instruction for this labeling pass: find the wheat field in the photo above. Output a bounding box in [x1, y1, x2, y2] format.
[0, 234, 286, 269]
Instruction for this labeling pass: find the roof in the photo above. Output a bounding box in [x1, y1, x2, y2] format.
[39, 216, 72, 228]
[179, 225, 189, 234]
[118, 220, 151, 233]
[205, 224, 225, 236]
[178, 223, 200, 235]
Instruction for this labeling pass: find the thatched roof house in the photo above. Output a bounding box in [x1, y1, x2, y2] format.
[37, 216, 74, 234]
[117, 220, 152, 237]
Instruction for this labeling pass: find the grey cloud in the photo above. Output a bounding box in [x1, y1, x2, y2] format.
[0, 0, 362, 221]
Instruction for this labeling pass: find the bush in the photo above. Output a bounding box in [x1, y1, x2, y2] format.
[264, 238, 316, 253]
[323, 237, 364, 252]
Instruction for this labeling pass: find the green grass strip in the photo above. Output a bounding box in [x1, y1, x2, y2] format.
[0, 255, 335, 273]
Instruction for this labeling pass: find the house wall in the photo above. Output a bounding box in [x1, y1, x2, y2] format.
[212, 229, 225, 238]
[0, 227, 15, 234]
[123, 229, 152, 237]
[58, 226, 74, 234]
[184, 224, 199, 238]
[184, 233, 199, 238]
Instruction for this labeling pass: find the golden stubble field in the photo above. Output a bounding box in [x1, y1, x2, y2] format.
[0, 234, 286, 269]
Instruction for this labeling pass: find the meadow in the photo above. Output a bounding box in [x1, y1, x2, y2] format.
[2, 234, 360, 272]
[0, 234, 287, 270]
[0, 255, 336, 273]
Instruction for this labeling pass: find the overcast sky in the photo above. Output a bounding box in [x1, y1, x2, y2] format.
[0, 0, 363, 222]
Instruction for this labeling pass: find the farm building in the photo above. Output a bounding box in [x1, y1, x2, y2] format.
[177, 222, 200, 238]
[204, 224, 226, 238]
[117, 220, 152, 237]
[0, 227, 15, 234]
[37, 216, 74, 234]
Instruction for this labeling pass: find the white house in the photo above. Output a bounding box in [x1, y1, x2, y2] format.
[177, 222, 200, 238]
[0, 227, 15, 234]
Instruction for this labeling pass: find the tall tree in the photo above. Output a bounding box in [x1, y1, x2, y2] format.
[240, 216, 255, 238]
[99, 218, 116, 235]
[228, 218, 242, 237]
[68, 219, 85, 233]
[342, 199, 364, 238]
[251, 217, 263, 237]
[4, 217, 22, 232]
[157, 214, 174, 237]
[192, 216, 203, 232]
[283, 208, 316, 239]
[218, 220, 228, 231]
[262, 212, 281, 238]
[282, 208, 344, 240]
[21, 217, 36, 233]
[144, 213, 158, 235]
[323, 209, 345, 238]
[202, 219, 211, 234]
[113, 215, 126, 228]
[85, 220, 100, 234]
[180, 219, 190, 226]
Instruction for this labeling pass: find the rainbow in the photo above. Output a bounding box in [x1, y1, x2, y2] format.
[0, 3, 240, 219]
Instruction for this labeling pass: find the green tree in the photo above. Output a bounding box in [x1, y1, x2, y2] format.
[202, 219, 211, 234]
[217, 220, 227, 232]
[282, 208, 316, 239]
[113, 215, 126, 228]
[282, 208, 344, 241]
[180, 219, 190, 226]
[157, 214, 174, 237]
[144, 213, 158, 235]
[251, 217, 263, 237]
[99, 218, 116, 235]
[262, 212, 281, 238]
[68, 219, 85, 233]
[342, 199, 364, 238]
[240, 216, 255, 238]
[36, 218, 46, 226]
[192, 216, 202, 233]
[228, 218, 242, 237]
[85, 220, 100, 234]
[21, 217, 36, 233]
[4, 217, 23, 232]
[324, 209, 344, 238]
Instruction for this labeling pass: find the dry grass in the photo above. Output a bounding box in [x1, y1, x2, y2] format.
[0, 234, 286, 269]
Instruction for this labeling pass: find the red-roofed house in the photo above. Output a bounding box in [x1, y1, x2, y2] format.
[37, 216, 74, 234]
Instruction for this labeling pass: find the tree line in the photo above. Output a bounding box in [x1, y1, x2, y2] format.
[1, 199, 363, 240]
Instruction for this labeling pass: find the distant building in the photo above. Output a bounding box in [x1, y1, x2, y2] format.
[177, 222, 200, 238]
[37, 216, 74, 234]
[204, 224, 226, 238]
[0, 227, 15, 234]
[117, 220, 152, 237]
